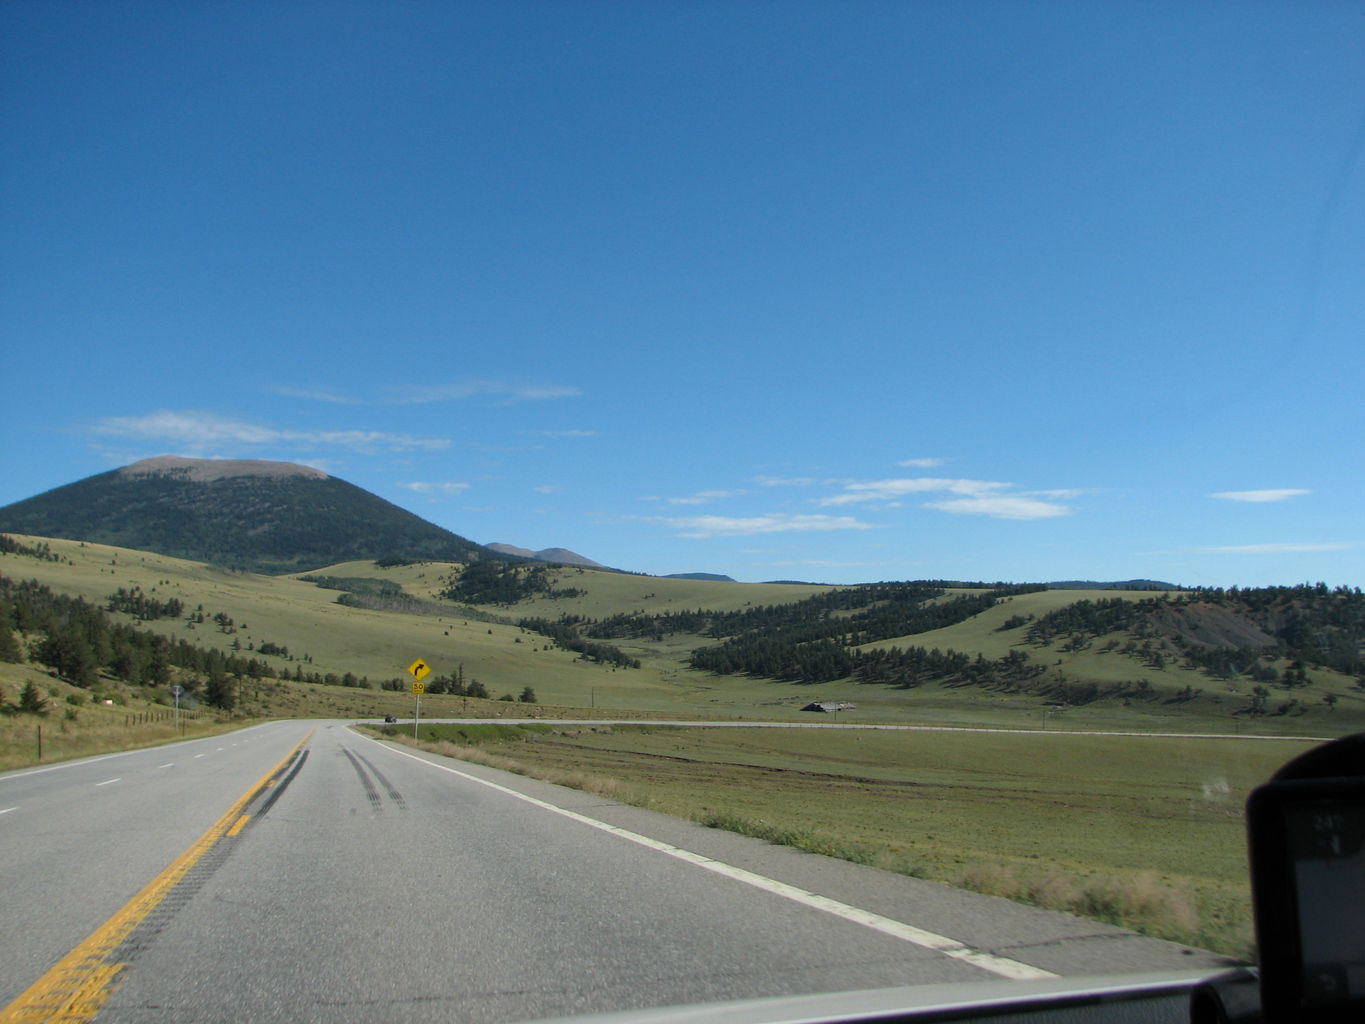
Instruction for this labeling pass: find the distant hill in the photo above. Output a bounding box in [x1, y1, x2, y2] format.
[1047, 579, 1178, 591]
[0, 456, 493, 574]
[664, 572, 736, 582]
[487, 543, 606, 569]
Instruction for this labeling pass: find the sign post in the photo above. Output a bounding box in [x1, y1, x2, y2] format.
[171, 684, 183, 733]
[407, 659, 431, 738]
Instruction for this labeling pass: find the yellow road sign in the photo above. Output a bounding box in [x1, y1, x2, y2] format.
[411, 680, 426, 695]
[407, 658, 431, 681]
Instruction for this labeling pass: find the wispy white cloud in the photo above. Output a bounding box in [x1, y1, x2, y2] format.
[819, 477, 1011, 506]
[640, 513, 879, 538]
[1205, 542, 1351, 554]
[270, 379, 581, 406]
[93, 410, 450, 453]
[667, 490, 748, 505]
[1210, 489, 1312, 503]
[269, 385, 363, 405]
[819, 476, 1075, 520]
[306, 429, 449, 451]
[399, 481, 471, 496]
[897, 457, 946, 468]
[534, 484, 562, 494]
[391, 379, 582, 404]
[755, 475, 818, 487]
[925, 495, 1072, 519]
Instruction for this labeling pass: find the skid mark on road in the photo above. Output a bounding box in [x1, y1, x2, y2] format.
[341, 747, 382, 813]
[355, 752, 406, 810]
[340, 747, 406, 814]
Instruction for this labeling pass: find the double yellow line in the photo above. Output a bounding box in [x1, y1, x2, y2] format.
[1, 731, 313, 1024]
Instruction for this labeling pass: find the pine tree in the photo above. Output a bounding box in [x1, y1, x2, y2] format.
[34, 628, 99, 687]
[204, 669, 236, 710]
[18, 681, 49, 715]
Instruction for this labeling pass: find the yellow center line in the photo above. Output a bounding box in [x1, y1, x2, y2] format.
[0, 729, 314, 1024]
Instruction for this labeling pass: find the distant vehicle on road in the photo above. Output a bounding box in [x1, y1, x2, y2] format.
[383, 714, 397, 724]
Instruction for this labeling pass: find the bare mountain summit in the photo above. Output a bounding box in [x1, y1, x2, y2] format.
[119, 456, 328, 482]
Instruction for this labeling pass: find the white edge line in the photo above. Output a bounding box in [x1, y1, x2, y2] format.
[0, 749, 132, 782]
[366, 735, 1057, 983]
[0, 720, 289, 785]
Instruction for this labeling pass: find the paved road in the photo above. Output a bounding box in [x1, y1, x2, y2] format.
[0, 720, 311, 1009]
[1, 722, 1236, 1023]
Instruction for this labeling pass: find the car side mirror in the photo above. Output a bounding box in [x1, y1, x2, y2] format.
[1246, 733, 1365, 1024]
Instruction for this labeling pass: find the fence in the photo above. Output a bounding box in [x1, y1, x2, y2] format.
[122, 709, 197, 727]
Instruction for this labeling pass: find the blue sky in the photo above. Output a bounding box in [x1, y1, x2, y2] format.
[2, 1, 1362, 587]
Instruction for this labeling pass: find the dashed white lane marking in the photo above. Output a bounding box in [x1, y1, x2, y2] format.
[95, 778, 121, 787]
[371, 737, 1056, 982]
[0, 721, 291, 785]
[0, 807, 17, 815]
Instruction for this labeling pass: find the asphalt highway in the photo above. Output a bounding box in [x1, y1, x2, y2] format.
[0, 722, 1236, 1023]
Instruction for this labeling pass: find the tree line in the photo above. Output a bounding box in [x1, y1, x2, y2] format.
[1020, 586, 1365, 679]
[106, 586, 185, 620]
[440, 561, 585, 605]
[516, 617, 641, 669]
[687, 584, 1043, 683]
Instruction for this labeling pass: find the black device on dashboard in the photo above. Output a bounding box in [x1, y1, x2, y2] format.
[1246, 734, 1365, 1024]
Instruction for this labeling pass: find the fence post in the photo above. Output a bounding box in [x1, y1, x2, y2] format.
[36, 725, 42, 761]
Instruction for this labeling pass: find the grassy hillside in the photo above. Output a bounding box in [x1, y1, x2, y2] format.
[0, 536, 838, 719]
[3, 534, 1361, 734]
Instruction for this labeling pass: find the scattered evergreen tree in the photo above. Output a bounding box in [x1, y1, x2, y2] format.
[18, 680, 48, 715]
[204, 669, 236, 710]
[34, 628, 100, 687]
